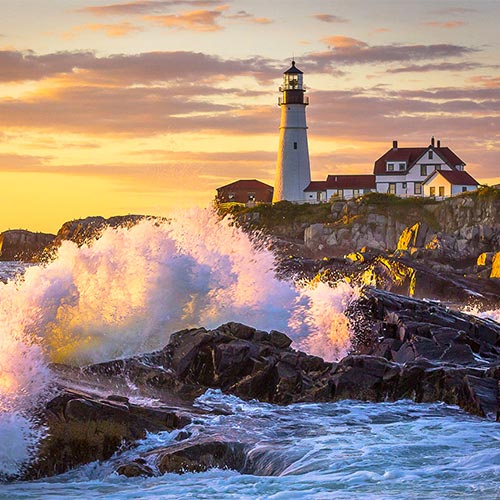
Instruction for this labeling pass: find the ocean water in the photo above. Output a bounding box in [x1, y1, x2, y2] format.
[0, 208, 499, 497]
[3, 391, 500, 499]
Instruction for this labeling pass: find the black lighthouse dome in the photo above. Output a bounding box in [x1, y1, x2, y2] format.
[279, 60, 308, 104]
[284, 60, 303, 75]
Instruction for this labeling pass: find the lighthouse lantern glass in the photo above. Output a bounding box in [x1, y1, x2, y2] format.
[284, 73, 302, 90]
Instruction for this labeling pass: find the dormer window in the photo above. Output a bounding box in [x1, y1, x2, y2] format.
[399, 163, 405, 171]
[387, 163, 394, 172]
[429, 151, 433, 159]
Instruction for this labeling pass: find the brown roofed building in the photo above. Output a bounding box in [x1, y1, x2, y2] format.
[216, 179, 273, 204]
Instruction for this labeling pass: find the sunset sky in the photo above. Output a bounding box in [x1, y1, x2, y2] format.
[1, 0, 499, 232]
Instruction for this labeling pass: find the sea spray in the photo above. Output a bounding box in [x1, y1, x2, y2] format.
[292, 280, 358, 360]
[460, 305, 500, 324]
[0, 208, 358, 474]
[0, 297, 51, 477]
[2, 209, 357, 366]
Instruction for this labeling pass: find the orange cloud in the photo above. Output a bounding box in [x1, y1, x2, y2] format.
[63, 22, 144, 39]
[470, 75, 500, 89]
[424, 21, 466, 29]
[144, 6, 227, 31]
[76, 0, 223, 17]
[321, 36, 367, 49]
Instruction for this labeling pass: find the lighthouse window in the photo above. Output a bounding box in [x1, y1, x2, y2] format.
[293, 142, 298, 150]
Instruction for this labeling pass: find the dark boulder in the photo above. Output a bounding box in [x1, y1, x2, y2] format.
[120, 437, 247, 476]
[26, 390, 191, 479]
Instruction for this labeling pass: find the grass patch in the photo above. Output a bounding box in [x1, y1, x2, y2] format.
[216, 201, 333, 238]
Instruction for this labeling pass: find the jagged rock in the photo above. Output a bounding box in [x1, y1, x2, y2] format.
[26, 390, 191, 479]
[50, 215, 150, 249]
[491, 252, 500, 279]
[118, 437, 248, 476]
[0, 229, 55, 261]
[303, 190, 499, 265]
[27, 287, 500, 480]
[477, 252, 494, 267]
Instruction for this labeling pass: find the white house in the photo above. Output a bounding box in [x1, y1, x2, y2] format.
[304, 174, 376, 203]
[373, 138, 471, 197]
[422, 170, 479, 198]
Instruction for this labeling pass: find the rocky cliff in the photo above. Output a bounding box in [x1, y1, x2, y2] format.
[51, 214, 148, 248]
[304, 190, 499, 264]
[0, 230, 55, 262]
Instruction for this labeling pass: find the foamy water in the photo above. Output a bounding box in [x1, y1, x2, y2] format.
[461, 305, 500, 323]
[0, 209, 357, 476]
[3, 392, 499, 499]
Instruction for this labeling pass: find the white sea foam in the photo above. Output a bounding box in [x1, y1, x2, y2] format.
[0, 208, 357, 475]
[461, 305, 500, 324]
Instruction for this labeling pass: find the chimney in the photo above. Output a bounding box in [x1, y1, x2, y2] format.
[437, 139, 441, 147]
[392, 140, 398, 150]
[431, 136, 435, 147]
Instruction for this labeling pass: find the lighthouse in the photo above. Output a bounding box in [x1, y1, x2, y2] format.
[273, 61, 311, 203]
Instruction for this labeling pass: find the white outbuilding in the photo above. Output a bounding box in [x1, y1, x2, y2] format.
[422, 169, 479, 198]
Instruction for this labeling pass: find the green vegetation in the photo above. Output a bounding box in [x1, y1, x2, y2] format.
[215, 186, 498, 239]
[359, 192, 438, 208]
[216, 200, 333, 239]
[471, 184, 500, 200]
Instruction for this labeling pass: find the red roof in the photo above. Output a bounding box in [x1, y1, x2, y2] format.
[305, 175, 375, 191]
[424, 170, 479, 186]
[374, 145, 465, 175]
[217, 179, 273, 191]
[326, 174, 376, 189]
[304, 181, 328, 192]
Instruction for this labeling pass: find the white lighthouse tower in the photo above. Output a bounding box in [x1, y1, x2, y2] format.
[273, 61, 311, 203]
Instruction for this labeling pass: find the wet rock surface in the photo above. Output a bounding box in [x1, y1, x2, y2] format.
[117, 437, 248, 477]
[26, 388, 192, 479]
[29, 289, 499, 479]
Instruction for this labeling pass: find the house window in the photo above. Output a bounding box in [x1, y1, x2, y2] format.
[430, 186, 436, 196]
[399, 163, 405, 171]
[338, 189, 344, 199]
[388, 183, 396, 194]
[353, 189, 359, 197]
[439, 186, 445, 197]
[248, 192, 255, 201]
[414, 182, 422, 195]
[387, 163, 394, 171]
[462, 186, 467, 192]
[435, 164, 441, 170]
[293, 142, 298, 150]
[420, 165, 427, 176]
[429, 151, 433, 159]
[402, 182, 407, 190]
